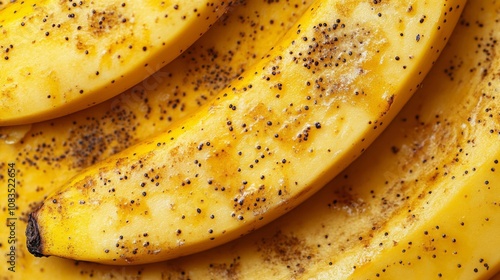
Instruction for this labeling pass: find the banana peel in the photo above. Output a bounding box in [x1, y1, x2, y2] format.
[0, 0, 229, 125]
[25, 0, 464, 265]
[344, 1, 500, 277]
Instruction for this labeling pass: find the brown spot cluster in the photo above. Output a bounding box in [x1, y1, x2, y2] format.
[66, 106, 138, 169]
[257, 230, 315, 277]
[87, 6, 124, 37]
[327, 185, 366, 214]
[208, 257, 241, 279]
[14, 1, 317, 264]
[12, 103, 137, 172]
[352, 4, 498, 277]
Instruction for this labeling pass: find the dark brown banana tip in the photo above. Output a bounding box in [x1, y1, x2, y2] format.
[26, 212, 47, 258]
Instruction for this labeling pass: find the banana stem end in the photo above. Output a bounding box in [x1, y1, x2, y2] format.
[26, 212, 46, 258]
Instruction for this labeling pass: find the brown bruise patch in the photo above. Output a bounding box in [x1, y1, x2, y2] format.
[182, 46, 247, 106]
[10, 103, 138, 173]
[384, 16, 500, 205]
[66, 106, 138, 168]
[249, 16, 395, 159]
[208, 257, 242, 279]
[271, 20, 388, 107]
[257, 230, 316, 277]
[87, 5, 124, 37]
[327, 184, 367, 215]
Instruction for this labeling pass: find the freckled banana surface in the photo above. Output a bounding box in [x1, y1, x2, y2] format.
[0, 1, 495, 280]
[64, 1, 497, 278]
[26, 0, 464, 265]
[0, 0, 229, 126]
[0, 0, 314, 276]
[171, 1, 497, 279]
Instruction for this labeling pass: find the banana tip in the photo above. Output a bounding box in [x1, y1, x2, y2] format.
[26, 212, 47, 258]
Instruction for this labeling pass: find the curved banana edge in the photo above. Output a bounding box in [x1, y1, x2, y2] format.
[26, 0, 465, 265]
[0, 0, 229, 125]
[0, 0, 314, 171]
[342, 1, 500, 277]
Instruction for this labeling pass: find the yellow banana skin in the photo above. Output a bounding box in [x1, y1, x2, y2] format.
[26, 0, 463, 265]
[0, 0, 229, 126]
[0, 0, 314, 277]
[1, 0, 496, 279]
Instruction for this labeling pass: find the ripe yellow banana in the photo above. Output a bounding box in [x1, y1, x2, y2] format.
[4, 0, 499, 279]
[25, 0, 463, 265]
[0, 0, 314, 276]
[0, 0, 229, 126]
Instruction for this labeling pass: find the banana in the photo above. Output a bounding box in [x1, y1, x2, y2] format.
[0, 0, 230, 126]
[25, 0, 464, 265]
[0, 0, 314, 276]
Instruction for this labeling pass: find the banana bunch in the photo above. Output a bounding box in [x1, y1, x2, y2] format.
[26, 0, 462, 265]
[1, 0, 500, 279]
